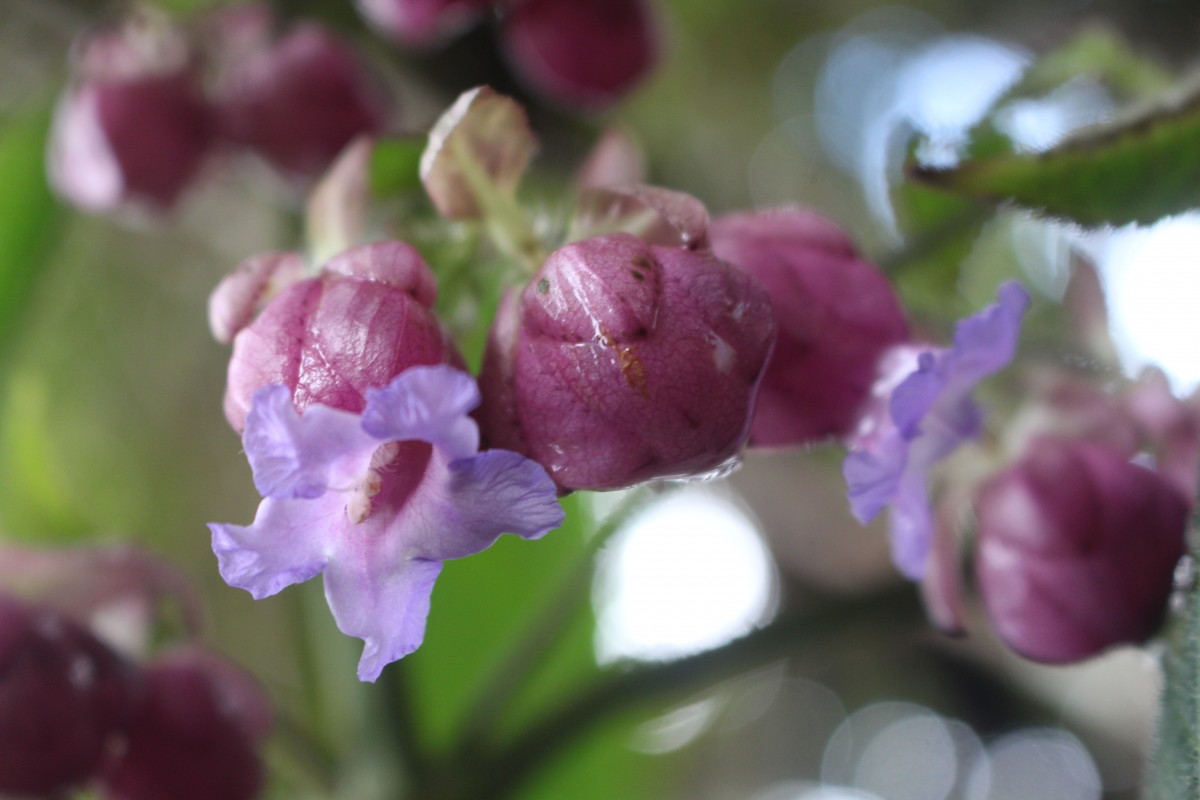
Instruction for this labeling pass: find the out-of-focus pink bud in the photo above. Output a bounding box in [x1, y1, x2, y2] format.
[479, 232, 776, 491]
[420, 86, 537, 220]
[1125, 366, 1200, 503]
[0, 596, 139, 796]
[709, 208, 909, 447]
[357, 0, 494, 48]
[100, 651, 265, 800]
[219, 23, 389, 181]
[0, 544, 204, 659]
[223, 241, 459, 430]
[208, 251, 308, 345]
[975, 437, 1188, 664]
[48, 24, 216, 214]
[1004, 367, 1142, 460]
[498, 0, 660, 109]
[575, 127, 646, 190]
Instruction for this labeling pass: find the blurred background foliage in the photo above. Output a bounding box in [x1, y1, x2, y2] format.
[4, 0, 1200, 798]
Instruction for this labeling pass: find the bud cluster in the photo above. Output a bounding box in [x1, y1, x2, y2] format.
[206, 83, 1191, 683]
[49, 7, 387, 216]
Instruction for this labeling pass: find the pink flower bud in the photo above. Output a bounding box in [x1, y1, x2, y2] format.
[975, 438, 1189, 663]
[499, 0, 660, 109]
[99, 653, 264, 800]
[0, 596, 139, 796]
[208, 251, 309, 345]
[709, 209, 910, 447]
[223, 241, 459, 431]
[479, 232, 776, 491]
[48, 29, 216, 214]
[219, 23, 389, 181]
[357, 0, 494, 48]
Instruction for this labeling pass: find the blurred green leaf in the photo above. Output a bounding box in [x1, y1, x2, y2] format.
[885, 132, 988, 317]
[0, 373, 89, 540]
[408, 493, 595, 751]
[1001, 24, 1172, 106]
[911, 86, 1200, 227]
[0, 107, 63, 364]
[370, 136, 427, 198]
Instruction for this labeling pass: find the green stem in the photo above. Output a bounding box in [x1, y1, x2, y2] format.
[452, 583, 921, 800]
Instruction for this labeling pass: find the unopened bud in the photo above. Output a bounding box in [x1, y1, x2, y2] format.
[223, 241, 459, 430]
[479, 232, 775, 491]
[975, 437, 1189, 663]
[710, 208, 909, 447]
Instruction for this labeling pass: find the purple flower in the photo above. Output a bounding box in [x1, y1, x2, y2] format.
[843, 281, 1030, 580]
[210, 365, 564, 682]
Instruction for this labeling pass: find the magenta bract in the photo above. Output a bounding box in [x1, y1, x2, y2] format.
[0, 596, 139, 796]
[223, 241, 459, 431]
[479, 232, 776, 491]
[219, 23, 389, 180]
[975, 437, 1188, 664]
[499, 0, 659, 109]
[710, 208, 909, 447]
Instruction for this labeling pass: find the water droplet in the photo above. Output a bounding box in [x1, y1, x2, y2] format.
[670, 453, 743, 484]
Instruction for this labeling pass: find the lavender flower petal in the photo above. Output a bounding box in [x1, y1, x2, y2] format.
[844, 429, 907, 523]
[323, 552, 443, 683]
[843, 281, 1030, 580]
[397, 449, 566, 561]
[361, 365, 481, 459]
[243, 385, 378, 499]
[888, 470, 934, 580]
[209, 495, 339, 599]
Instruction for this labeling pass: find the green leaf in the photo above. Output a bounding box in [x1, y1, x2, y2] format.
[369, 136, 427, 198]
[910, 86, 1200, 227]
[884, 131, 989, 317]
[0, 107, 63, 363]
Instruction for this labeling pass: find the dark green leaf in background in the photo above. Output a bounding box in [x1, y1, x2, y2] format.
[911, 85, 1200, 227]
[0, 107, 62, 368]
